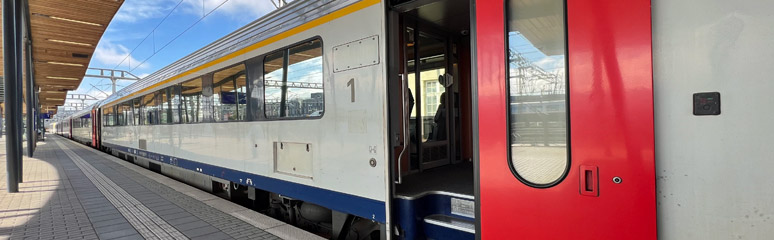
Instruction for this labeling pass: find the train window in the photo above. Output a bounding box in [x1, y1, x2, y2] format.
[507, 0, 568, 187]
[181, 78, 204, 123]
[110, 106, 116, 126]
[236, 72, 247, 120]
[263, 50, 285, 118]
[169, 85, 181, 124]
[119, 102, 129, 126]
[133, 98, 143, 125]
[159, 89, 171, 124]
[264, 39, 324, 119]
[142, 93, 159, 125]
[103, 106, 114, 127]
[116, 105, 124, 126]
[213, 64, 246, 121]
[126, 101, 135, 126]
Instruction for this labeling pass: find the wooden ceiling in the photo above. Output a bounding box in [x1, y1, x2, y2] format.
[0, 0, 124, 113]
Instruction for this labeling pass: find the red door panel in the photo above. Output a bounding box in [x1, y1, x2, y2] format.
[475, 0, 655, 239]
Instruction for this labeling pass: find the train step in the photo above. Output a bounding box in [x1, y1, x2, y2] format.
[423, 214, 475, 240]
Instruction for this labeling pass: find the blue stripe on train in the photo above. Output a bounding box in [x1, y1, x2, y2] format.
[101, 142, 386, 223]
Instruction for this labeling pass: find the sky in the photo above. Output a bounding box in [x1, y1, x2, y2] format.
[71, 0, 286, 105]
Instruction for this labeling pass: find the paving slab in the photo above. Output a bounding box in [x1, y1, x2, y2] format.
[0, 136, 323, 240]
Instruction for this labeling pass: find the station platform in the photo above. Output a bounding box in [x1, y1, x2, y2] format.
[0, 135, 324, 240]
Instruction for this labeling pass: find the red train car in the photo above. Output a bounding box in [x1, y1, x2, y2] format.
[474, 0, 655, 238]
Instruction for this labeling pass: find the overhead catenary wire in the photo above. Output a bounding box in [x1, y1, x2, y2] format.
[112, 0, 187, 70]
[130, 0, 231, 73]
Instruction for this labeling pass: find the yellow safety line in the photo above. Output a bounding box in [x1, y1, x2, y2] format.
[105, 0, 382, 107]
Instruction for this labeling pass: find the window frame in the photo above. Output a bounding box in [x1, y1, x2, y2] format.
[261, 36, 325, 121]
[504, 0, 571, 189]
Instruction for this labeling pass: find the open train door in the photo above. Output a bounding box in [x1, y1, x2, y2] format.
[474, 0, 656, 239]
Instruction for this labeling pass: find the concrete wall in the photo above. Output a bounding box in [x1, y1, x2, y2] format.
[653, 0, 774, 239]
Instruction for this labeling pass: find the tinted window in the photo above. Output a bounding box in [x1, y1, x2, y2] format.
[507, 0, 568, 186]
[264, 39, 324, 119]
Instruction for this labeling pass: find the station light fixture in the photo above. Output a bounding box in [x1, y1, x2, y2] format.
[47, 39, 92, 47]
[47, 85, 74, 89]
[47, 61, 84, 67]
[33, 13, 102, 27]
[45, 98, 64, 101]
[46, 76, 80, 81]
[50, 16, 102, 26]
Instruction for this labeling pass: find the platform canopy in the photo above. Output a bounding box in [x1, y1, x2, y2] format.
[0, 0, 124, 114]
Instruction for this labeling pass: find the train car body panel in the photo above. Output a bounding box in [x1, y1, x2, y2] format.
[653, 0, 774, 238]
[99, 0, 391, 225]
[475, 0, 656, 238]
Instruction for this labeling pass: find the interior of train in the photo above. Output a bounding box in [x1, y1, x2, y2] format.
[389, 0, 475, 201]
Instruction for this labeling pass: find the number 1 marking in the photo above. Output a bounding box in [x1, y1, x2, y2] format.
[347, 78, 355, 102]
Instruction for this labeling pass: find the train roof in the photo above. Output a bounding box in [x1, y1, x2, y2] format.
[99, 0, 362, 108]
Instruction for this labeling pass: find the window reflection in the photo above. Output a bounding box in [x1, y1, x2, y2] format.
[264, 39, 324, 118]
[159, 89, 170, 124]
[181, 78, 204, 123]
[213, 65, 246, 121]
[169, 86, 181, 124]
[507, 0, 568, 186]
[133, 98, 142, 125]
[142, 92, 159, 125]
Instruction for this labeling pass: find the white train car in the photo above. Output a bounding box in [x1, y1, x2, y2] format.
[98, 0, 391, 238]
[70, 108, 94, 145]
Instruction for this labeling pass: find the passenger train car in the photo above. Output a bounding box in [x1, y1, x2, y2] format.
[54, 0, 774, 239]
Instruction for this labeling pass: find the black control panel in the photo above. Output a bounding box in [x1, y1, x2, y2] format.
[693, 92, 721, 115]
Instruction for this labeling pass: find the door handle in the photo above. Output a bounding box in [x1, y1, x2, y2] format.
[580, 165, 598, 197]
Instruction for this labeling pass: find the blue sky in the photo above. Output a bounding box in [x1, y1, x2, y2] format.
[74, 0, 284, 101]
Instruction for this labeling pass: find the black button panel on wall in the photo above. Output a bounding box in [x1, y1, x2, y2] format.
[693, 92, 721, 115]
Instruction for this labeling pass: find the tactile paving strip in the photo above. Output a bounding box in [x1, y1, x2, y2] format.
[55, 140, 189, 240]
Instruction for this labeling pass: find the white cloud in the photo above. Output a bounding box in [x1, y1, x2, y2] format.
[93, 41, 149, 70]
[182, 0, 278, 20]
[114, 0, 178, 22]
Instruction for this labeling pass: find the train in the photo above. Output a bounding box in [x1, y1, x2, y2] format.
[51, 0, 774, 239]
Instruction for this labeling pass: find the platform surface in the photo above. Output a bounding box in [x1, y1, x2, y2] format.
[0, 135, 324, 240]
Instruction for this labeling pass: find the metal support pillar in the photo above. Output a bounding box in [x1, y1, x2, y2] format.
[14, 0, 23, 182]
[3, 0, 21, 193]
[24, 4, 33, 158]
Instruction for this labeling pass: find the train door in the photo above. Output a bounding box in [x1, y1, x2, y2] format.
[388, 0, 476, 239]
[68, 118, 73, 139]
[92, 108, 101, 149]
[403, 17, 455, 172]
[475, 0, 656, 239]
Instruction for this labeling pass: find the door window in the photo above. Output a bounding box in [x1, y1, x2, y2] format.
[507, 0, 568, 187]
